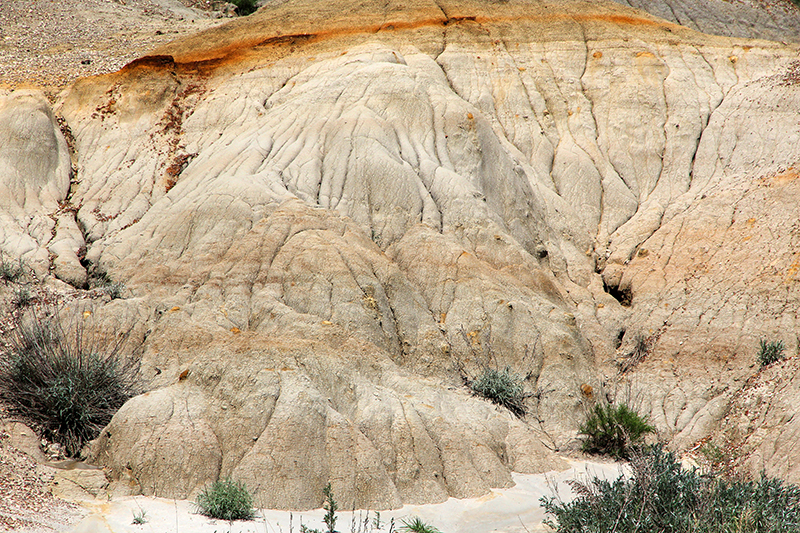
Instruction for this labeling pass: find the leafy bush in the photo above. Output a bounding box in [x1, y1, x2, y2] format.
[758, 339, 785, 368]
[230, 0, 258, 15]
[542, 445, 800, 533]
[196, 477, 255, 521]
[399, 516, 442, 533]
[470, 367, 528, 417]
[0, 309, 141, 456]
[579, 403, 655, 459]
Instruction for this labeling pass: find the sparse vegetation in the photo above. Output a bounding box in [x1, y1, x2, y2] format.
[542, 445, 800, 533]
[617, 334, 652, 374]
[132, 509, 148, 524]
[195, 477, 255, 521]
[0, 308, 141, 456]
[758, 339, 785, 368]
[0, 255, 23, 283]
[469, 367, 529, 417]
[322, 483, 338, 533]
[699, 441, 738, 478]
[88, 269, 125, 299]
[12, 286, 32, 308]
[579, 402, 655, 459]
[399, 516, 441, 533]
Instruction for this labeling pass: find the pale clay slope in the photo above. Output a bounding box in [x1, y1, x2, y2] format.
[1, 0, 800, 511]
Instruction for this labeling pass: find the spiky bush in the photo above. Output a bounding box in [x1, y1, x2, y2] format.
[579, 403, 655, 459]
[196, 477, 255, 521]
[542, 445, 800, 533]
[0, 309, 140, 456]
[399, 516, 442, 533]
[758, 339, 785, 368]
[470, 367, 528, 417]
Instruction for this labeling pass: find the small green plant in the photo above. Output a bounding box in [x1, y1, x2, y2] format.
[322, 483, 338, 533]
[88, 269, 125, 299]
[0, 255, 23, 283]
[132, 509, 148, 524]
[398, 517, 441, 533]
[470, 367, 528, 417]
[231, 0, 257, 15]
[758, 339, 785, 368]
[300, 483, 339, 533]
[12, 286, 32, 308]
[195, 477, 255, 521]
[542, 445, 800, 533]
[579, 402, 655, 459]
[0, 308, 141, 456]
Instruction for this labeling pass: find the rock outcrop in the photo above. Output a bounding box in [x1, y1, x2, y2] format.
[612, 0, 800, 42]
[2, 0, 800, 510]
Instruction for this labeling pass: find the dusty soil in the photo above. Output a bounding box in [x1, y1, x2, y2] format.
[0, 0, 233, 97]
[0, 427, 84, 533]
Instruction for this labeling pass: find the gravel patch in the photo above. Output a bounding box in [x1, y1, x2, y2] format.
[0, 0, 231, 97]
[0, 428, 85, 533]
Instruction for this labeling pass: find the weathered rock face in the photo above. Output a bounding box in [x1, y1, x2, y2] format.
[2, 0, 800, 509]
[611, 0, 800, 42]
[0, 90, 85, 286]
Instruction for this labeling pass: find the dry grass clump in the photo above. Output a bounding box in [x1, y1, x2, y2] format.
[0, 308, 141, 457]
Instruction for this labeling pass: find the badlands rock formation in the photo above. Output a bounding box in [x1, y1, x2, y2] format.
[612, 0, 800, 42]
[1, 0, 800, 510]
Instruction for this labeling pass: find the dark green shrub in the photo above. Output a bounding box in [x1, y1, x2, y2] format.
[0, 310, 140, 456]
[230, 0, 257, 15]
[196, 477, 255, 521]
[542, 445, 800, 533]
[399, 516, 442, 533]
[470, 367, 528, 417]
[579, 403, 655, 459]
[758, 339, 785, 368]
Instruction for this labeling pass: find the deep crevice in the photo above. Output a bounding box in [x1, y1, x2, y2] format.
[603, 278, 632, 307]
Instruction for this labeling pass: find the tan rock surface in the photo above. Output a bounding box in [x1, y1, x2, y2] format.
[1, 0, 800, 511]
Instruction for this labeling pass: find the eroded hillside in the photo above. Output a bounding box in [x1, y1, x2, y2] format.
[1, 0, 800, 510]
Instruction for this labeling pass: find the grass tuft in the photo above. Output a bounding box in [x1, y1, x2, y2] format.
[399, 516, 442, 533]
[12, 286, 32, 308]
[0, 308, 141, 457]
[758, 339, 785, 368]
[0, 256, 23, 283]
[579, 402, 655, 459]
[470, 367, 528, 417]
[132, 509, 148, 525]
[196, 477, 255, 521]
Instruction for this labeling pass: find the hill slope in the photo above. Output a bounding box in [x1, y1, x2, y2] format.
[1, 0, 800, 510]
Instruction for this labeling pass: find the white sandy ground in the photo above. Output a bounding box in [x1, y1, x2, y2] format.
[69, 460, 626, 533]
